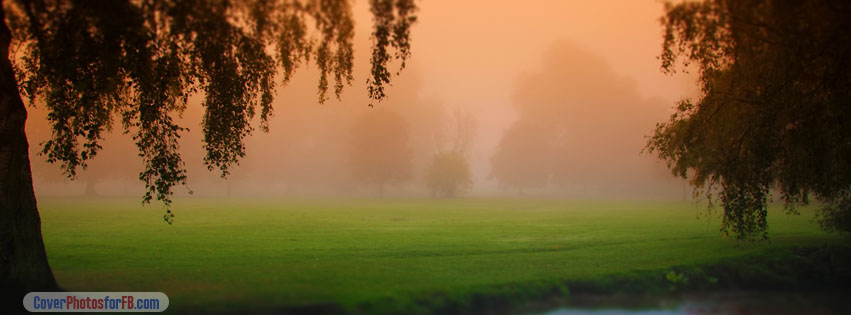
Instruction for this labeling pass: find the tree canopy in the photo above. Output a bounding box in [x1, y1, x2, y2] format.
[4, 0, 416, 221]
[647, 0, 851, 240]
[426, 109, 475, 198]
[490, 120, 554, 191]
[500, 42, 670, 197]
[347, 108, 411, 196]
[426, 151, 472, 198]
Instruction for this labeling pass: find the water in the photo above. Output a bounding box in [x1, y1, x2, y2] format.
[545, 310, 681, 315]
[540, 290, 850, 315]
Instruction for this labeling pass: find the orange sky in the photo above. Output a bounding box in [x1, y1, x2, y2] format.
[403, 0, 695, 106]
[26, 0, 697, 198]
[389, 0, 696, 194]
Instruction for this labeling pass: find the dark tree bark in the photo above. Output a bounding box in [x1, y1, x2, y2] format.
[0, 4, 59, 307]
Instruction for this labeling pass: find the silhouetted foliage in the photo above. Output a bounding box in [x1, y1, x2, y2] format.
[4, 0, 416, 221]
[347, 108, 412, 196]
[647, 0, 851, 239]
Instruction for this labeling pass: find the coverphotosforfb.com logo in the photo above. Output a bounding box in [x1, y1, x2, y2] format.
[23, 292, 169, 312]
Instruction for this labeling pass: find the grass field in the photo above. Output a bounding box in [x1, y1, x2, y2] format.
[37, 197, 840, 313]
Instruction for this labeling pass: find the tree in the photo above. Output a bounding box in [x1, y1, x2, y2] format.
[347, 108, 412, 196]
[442, 108, 476, 155]
[1, 0, 416, 299]
[490, 120, 554, 192]
[425, 151, 472, 198]
[646, 0, 851, 240]
[511, 42, 673, 197]
[426, 109, 475, 198]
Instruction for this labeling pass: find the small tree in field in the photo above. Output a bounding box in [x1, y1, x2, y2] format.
[425, 109, 475, 197]
[425, 150, 472, 198]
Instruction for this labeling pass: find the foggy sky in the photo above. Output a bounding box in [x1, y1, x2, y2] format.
[26, 0, 695, 199]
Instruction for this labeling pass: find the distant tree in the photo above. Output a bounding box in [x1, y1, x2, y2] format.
[348, 109, 412, 196]
[490, 120, 554, 192]
[443, 109, 476, 155]
[510, 42, 672, 196]
[646, 0, 851, 240]
[1, 0, 415, 298]
[425, 151, 472, 198]
[426, 109, 475, 197]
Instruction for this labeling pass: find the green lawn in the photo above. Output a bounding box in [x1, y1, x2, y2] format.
[37, 197, 839, 313]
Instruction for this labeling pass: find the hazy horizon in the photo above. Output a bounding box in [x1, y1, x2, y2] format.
[25, 0, 697, 200]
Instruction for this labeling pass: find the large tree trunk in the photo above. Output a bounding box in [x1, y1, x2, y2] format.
[0, 4, 59, 308]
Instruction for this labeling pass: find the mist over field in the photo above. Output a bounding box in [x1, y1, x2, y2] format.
[8, 0, 850, 314]
[26, 0, 696, 200]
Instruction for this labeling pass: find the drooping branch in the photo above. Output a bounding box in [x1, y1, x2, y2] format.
[6, 0, 417, 222]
